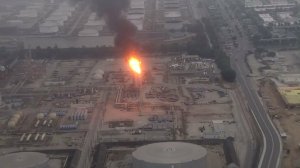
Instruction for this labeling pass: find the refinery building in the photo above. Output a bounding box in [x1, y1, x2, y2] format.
[127, 0, 145, 31]
[39, 2, 75, 34]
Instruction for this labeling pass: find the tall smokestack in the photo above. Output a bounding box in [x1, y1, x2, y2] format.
[93, 0, 137, 51]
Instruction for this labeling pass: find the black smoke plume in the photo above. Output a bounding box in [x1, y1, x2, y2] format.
[93, 0, 137, 51]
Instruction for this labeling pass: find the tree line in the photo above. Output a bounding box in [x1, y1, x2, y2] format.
[190, 19, 236, 82]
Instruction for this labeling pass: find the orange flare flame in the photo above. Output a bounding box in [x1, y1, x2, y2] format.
[129, 56, 141, 74]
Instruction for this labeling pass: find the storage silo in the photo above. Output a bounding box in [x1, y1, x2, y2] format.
[48, 112, 57, 119]
[0, 152, 49, 168]
[132, 142, 207, 168]
[7, 112, 22, 128]
[8, 120, 17, 128]
[36, 113, 45, 119]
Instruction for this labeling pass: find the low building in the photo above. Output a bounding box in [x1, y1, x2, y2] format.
[6, 20, 24, 27]
[78, 29, 99, 37]
[44, 81, 66, 86]
[18, 9, 38, 18]
[130, 0, 145, 9]
[278, 87, 300, 107]
[212, 120, 225, 134]
[127, 0, 145, 31]
[164, 0, 181, 9]
[164, 11, 181, 21]
[164, 21, 184, 30]
[277, 12, 299, 25]
[258, 13, 275, 26]
[164, 10, 183, 30]
[46, 16, 65, 26]
[39, 22, 59, 33]
[277, 74, 300, 85]
[40, 1, 75, 33]
[129, 19, 144, 31]
[84, 20, 104, 30]
[82, 13, 105, 32]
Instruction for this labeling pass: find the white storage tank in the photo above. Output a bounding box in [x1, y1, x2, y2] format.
[0, 152, 49, 168]
[8, 120, 17, 128]
[132, 142, 207, 168]
[12, 114, 21, 121]
[36, 113, 45, 119]
[7, 112, 23, 128]
[49, 112, 57, 119]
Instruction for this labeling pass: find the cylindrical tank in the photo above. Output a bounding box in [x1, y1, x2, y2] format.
[34, 133, 40, 141]
[56, 111, 65, 116]
[11, 116, 19, 122]
[16, 111, 23, 116]
[40, 133, 46, 141]
[132, 142, 207, 168]
[83, 111, 87, 120]
[13, 114, 21, 120]
[43, 120, 47, 126]
[8, 120, 17, 128]
[20, 133, 26, 142]
[37, 113, 45, 119]
[81, 112, 84, 120]
[76, 112, 79, 120]
[35, 120, 40, 127]
[8, 112, 22, 128]
[0, 152, 49, 168]
[49, 112, 57, 119]
[48, 120, 53, 127]
[72, 112, 76, 120]
[26, 134, 32, 141]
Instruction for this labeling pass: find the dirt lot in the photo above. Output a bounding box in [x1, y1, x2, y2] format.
[258, 79, 300, 168]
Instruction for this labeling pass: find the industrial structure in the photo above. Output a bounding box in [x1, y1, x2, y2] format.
[0, 0, 258, 167]
[39, 2, 75, 33]
[127, 0, 145, 31]
[162, 0, 183, 30]
[78, 12, 105, 36]
[132, 142, 207, 168]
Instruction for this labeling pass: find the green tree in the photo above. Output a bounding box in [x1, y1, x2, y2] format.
[221, 68, 236, 82]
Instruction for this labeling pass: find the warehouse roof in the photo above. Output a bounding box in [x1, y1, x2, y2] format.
[279, 87, 300, 105]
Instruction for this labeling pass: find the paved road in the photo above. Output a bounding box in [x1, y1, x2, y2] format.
[232, 37, 282, 168]
[215, 0, 283, 167]
[188, 0, 213, 48]
[76, 91, 106, 168]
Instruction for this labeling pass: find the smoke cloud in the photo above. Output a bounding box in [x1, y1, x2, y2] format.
[93, 0, 137, 51]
